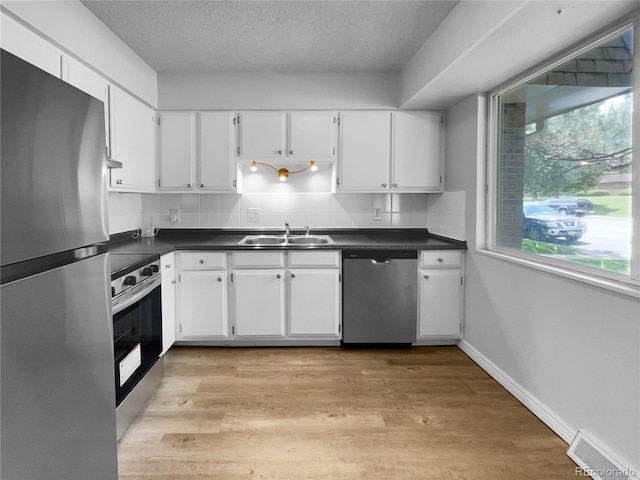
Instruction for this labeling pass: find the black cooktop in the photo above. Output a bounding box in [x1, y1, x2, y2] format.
[110, 253, 160, 280]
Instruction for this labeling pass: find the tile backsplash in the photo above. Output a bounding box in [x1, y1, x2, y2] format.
[426, 191, 466, 240]
[108, 191, 465, 237]
[140, 193, 429, 231]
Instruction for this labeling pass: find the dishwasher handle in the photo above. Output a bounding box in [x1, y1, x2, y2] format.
[371, 258, 391, 265]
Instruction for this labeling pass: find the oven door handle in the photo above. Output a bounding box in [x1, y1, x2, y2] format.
[112, 275, 161, 315]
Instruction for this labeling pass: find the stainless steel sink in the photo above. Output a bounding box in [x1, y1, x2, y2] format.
[240, 235, 287, 245]
[237, 234, 334, 247]
[287, 236, 331, 245]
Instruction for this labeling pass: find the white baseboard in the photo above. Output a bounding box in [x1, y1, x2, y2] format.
[457, 340, 575, 444]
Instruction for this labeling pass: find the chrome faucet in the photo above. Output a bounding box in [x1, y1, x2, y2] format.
[305, 225, 310, 237]
[284, 222, 290, 239]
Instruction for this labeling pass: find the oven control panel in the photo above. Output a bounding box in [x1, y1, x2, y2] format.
[111, 259, 161, 299]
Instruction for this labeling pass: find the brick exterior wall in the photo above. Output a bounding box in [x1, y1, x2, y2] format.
[497, 102, 526, 249]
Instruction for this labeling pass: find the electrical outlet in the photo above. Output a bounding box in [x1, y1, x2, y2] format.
[373, 208, 382, 221]
[247, 208, 260, 223]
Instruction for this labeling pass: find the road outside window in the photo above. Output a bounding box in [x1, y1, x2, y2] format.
[490, 27, 636, 281]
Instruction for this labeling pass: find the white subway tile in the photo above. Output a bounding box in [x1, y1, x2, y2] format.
[350, 194, 372, 213]
[220, 194, 242, 213]
[391, 213, 412, 227]
[180, 194, 200, 213]
[331, 194, 351, 213]
[331, 213, 352, 228]
[200, 194, 220, 213]
[200, 213, 221, 228]
[311, 213, 332, 228]
[309, 193, 333, 213]
[350, 213, 373, 228]
[220, 212, 241, 228]
[372, 193, 391, 211]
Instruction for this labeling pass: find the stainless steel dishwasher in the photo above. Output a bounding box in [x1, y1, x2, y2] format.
[342, 250, 418, 345]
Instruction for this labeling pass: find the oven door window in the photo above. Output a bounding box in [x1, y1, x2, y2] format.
[113, 284, 162, 406]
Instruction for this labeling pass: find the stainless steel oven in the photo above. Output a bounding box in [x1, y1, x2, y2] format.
[111, 255, 163, 439]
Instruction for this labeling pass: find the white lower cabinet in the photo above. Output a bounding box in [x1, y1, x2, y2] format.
[233, 269, 286, 337]
[175, 252, 228, 340]
[231, 251, 341, 341]
[417, 251, 463, 341]
[160, 253, 176, 355]
[289, 269, 340, 337]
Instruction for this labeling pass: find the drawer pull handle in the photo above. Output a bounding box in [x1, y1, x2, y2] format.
[291, 273, 296, 278]
[218, 277, 222, 282]
[276, 274, 282, 279]
[199, 259, 204, 264]
[438, 258, 444, 262]
[424, 275, 430, 279]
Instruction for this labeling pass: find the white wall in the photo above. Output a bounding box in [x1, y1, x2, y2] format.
[159, 72, 398, 110]
[447, 95, 640, 470]
[1, 1, 157, 106]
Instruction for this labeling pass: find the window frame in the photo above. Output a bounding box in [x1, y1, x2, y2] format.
[484, 18, 640, 298]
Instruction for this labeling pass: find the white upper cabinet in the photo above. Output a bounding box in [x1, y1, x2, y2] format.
[158, 112, 196, 190]
[237, 112, 335, 159]
[109, 87, 156, 192]
[237, 112, 286, 158]
[338, 111, 444, 193]
[338, 111, 391, 192]
[288, 112, 336, 158]
[392, 112, 443, 192]
[199, 112, 236, 191]
[0, 13, 61, 78]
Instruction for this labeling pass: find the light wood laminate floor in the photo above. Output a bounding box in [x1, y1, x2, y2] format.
[118, 346, 576, 480]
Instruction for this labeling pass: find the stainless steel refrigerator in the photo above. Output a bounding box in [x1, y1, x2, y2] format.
[1, 50, 119, 479]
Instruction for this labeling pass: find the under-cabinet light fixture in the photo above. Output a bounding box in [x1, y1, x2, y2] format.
[250, 160, 317, 181]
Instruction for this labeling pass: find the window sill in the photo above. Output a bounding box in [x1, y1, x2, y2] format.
[476, 248, 640, 299]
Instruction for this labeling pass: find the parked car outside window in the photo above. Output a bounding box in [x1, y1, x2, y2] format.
[542, 198, 594, 216]
[522, 204, 587, 242]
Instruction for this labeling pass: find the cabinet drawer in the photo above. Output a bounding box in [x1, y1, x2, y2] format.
[178, 251, 226, 270]
[160, 252, 175, 278]
[233, 251, 285, 268]
[289, 251, 340, 267]
[421, 251, 462, 267]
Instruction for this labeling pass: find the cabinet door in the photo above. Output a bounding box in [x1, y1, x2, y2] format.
[199, 112, 236, 191]
[392, 112, 443, 192]
[289, 270, 340, 337]
[0, 13, 61, 78]
[338, 112, 391, 191]
[161, 272, 176, 354]
[177, 271, 228, 338]
[234, 270, 285, 337]
[238, 112, 286, 158]
[159, 112, 196, 189]
[419, 269, 462, 338]
[288, 112, 335, 158]
[110, 88, 155, 191]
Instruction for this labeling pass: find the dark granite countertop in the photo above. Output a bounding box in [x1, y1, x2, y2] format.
[107, 229, 466, 268]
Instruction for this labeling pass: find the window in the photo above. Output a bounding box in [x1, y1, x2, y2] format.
[488, 25, 639, 289]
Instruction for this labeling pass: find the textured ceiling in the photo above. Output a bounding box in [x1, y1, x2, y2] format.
[80, 1, 457, 74]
